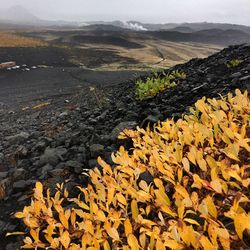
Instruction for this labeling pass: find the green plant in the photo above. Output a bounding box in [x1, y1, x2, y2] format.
[136, 70, 186, 100]
[226, 59, 243, 68]
[8, 89, 250, 250]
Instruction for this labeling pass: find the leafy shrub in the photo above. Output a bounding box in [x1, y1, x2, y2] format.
[226, 59, 243, 68]
[136, 70, 186, 100]
[8, 89, 250, 249]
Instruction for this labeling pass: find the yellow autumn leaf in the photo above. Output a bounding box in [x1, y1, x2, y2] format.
[234, 213, 248, 239]
[223, 143, 240, 161]
[131, 200, 139, 220]
[175, 185, 190, 199]
[15, 212, 25, 219]
[210, 179, 223, 193]
[59, 212, 69, 229]
[128, 234, 139, 250]
[200, 236, 214, 250]
[206, 155, 217, 169]
[183, 218, 200, 226]
[107, 187, 115, 205]
[124, 219, 133, 237]
[116, 193, 127, 206]
[60, 231, 71, 249]
[155, 238, 165, 249]
[205, 196, 217, 218]
[30, 229, 40, 243]
[107, 227, 120, 241]
[182, 157, 190, 172]
[154, 189, 171, 207]
[6, 231, 26, 236]
[177, 202, 185, 219]
[197, 159, 207, 172]
[32, 102, 50, 110]
[195, 99, 207, 113]
[34, 182, 43, 200]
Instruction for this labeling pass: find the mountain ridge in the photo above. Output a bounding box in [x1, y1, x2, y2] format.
[1, 5, 250, 34]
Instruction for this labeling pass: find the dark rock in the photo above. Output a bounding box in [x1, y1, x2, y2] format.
[110, 121, 137, 141]
[0, 220, 7, 231]
[34, 140, 48, 151]
[13, 180, 29, 191]
[40, 164, 54, 179]
[88, 159, 98, 168]
[48, 169, 66, 177]
[0, 171, 8, 179]
[138, 171, 154, 185]
[240, 75, 250, 81]
[59, 111, 68, 118]
[13, 168, 26, 181]
[66, 160, 83, 174]
[141, 115, 160, 128]
[6, 242, 22, 250]
[89, 144, 104, 158]
[231, 72, 242, 78]
[64, 181, 78, 193]
[39, 147, 67, 166]
[16, 145, 28, 157]
[5, 132, 29, 143]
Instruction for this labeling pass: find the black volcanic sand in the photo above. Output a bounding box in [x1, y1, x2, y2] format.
[0, 44, 250, 249]
[0, 46, 139, 68]
[0, 67, 144, 108]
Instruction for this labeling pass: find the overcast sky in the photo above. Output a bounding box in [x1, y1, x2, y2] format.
[1, 0, 250, 25]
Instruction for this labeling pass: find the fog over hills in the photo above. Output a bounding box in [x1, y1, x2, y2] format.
[1, 5, 250, 46]
[1, 5, 250, 34]
[0, 5, 40, 23]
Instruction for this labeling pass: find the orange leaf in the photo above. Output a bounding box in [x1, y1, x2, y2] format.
[107, 227, 120, 241]
[128, 234, 139, 250]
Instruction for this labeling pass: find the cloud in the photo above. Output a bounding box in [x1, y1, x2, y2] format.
[1, 0, 250, 25]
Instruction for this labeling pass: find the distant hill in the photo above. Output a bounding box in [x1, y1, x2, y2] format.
[0, 6, 250, 35]
[0, 5, 79, 27]
[148, 28, 250, 46]
[104, 21, 250, 34]
[167, 26, 195, 33]
[0, 5, 40, 23]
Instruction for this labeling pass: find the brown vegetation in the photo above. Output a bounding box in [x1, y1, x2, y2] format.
[0, 32, 47, 47]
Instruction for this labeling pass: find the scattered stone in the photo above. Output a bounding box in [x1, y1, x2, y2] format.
[48, 169, 66, 177]
[0, 171, 8, 179]
[16, 145, 28, 157]
[39, 147, 67, 166]
[138, 171, 154, 185]
[13, 168, 26, 181]
[240, 75, 250, 81]
[66, 160, 83, 174]
[13, 180, 29, 191]
[141, 115, 159, 128]
[1, 44, 250, 249]
[110, 121, 137, 141]
[89, 144, 104, 158]
[231, 72, 242, 78]
[5, 132, 29, 143]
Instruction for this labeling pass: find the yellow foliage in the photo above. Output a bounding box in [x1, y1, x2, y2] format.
[9, 89, 250, 249]
[0, 32, 47, 47]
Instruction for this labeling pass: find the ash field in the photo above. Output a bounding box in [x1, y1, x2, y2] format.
[0, 24, 228, 108]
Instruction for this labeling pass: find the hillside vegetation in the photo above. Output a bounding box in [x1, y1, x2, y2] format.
[10, 89, 250, 249]
[0, 32, 47, 47]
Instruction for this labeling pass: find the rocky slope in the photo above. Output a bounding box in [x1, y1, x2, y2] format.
[0, 44, 250, 249]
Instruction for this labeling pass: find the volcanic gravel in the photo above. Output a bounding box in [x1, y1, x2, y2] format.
[0, 44, 250, 249]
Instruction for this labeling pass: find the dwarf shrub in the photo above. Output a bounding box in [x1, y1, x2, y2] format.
[8, 89, 250, 249]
